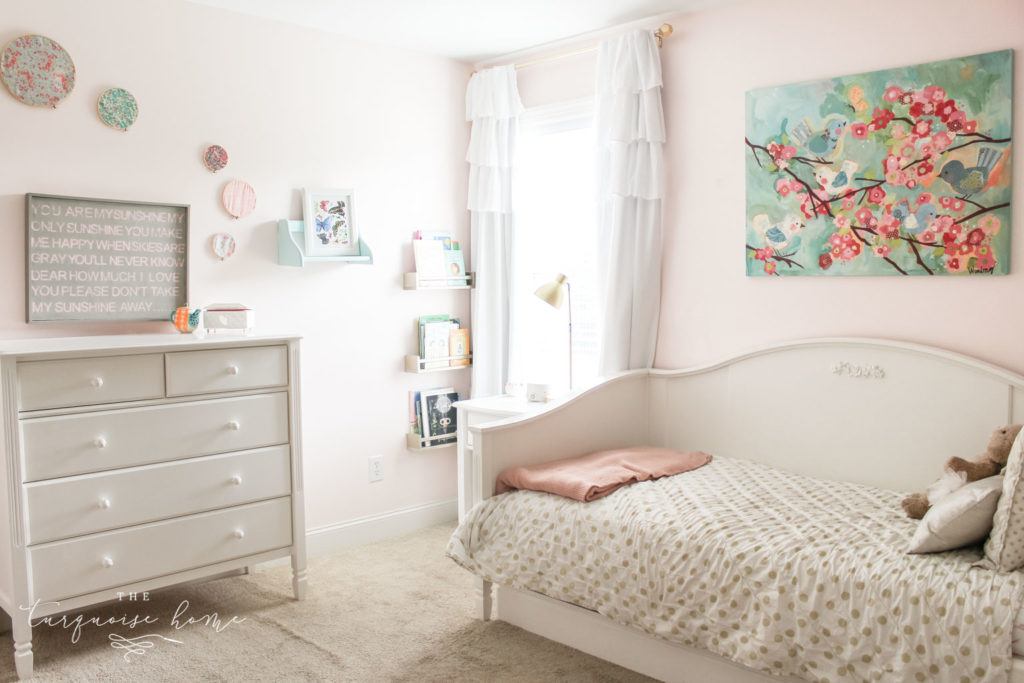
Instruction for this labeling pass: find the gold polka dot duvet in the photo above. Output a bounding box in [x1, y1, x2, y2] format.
[448, 455, 1024, 683]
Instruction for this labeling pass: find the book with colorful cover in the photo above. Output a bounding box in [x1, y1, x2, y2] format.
[449, 328, 470, 367]
[420, 387, 460, 445]
[409, 390, 421, 434]
[414, 230, 454, 250]
[417, 314, 450, 358]
[444, 247, 467, 286]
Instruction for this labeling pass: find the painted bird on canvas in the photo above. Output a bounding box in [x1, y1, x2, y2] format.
[789, 117, 847, 160]
[891, 200, 937, 235]
[938, 147, 1002, 198]
[751, 213, 804, 252]
[814, 160, 859, 196]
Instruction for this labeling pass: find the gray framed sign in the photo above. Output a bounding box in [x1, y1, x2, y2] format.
[26, 193, 189, 322]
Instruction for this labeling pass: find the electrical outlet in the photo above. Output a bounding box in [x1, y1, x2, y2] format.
[368, 455, 384, 482]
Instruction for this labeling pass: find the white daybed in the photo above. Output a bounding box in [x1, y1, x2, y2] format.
[448, 338, 1024, 683]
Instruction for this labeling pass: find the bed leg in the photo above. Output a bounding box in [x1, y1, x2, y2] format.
[476, 578, 493, 621]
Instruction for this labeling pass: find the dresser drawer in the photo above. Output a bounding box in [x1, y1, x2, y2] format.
[165, 345, 288, 397]
[21, 393, 289, 481]
[24, 445, 292, 544]
[18, 354, 165, 411]
[29, 497, 292, 602]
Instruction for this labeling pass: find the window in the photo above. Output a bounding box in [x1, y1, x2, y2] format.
[508, 99, 600, 394]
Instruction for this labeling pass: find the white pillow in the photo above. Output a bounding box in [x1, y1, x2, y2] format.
[982, 428, 1024, 570]
[908, 475, 1003, 554]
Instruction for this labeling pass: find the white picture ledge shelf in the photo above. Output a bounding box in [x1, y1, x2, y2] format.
[277, 219, 373, 266]
[403, 272, 474, 290]
[404, 354, 472, 373]
[406, 433, 456, 451]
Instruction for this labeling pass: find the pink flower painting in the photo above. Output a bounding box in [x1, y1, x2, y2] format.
[745, 50, 1011, 276]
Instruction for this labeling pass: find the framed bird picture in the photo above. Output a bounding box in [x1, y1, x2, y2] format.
[302, 188, 359, 257]
[745, 50, 1012, 276]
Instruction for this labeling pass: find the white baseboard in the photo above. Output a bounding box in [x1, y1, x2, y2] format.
[304, 498, 457, 557]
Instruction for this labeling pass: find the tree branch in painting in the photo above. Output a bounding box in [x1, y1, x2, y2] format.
[745, 244, 803, 274]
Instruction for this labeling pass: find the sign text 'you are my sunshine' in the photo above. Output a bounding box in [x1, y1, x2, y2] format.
[26, 194, 189, 322]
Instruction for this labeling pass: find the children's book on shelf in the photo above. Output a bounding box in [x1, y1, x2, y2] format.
[419, 387, 460, 445]
[417, 314, 449, 358]
[414, 230, 454, 250]
[413, 230, 466, 287]
[444, 246, 467, 286]
[418, 315, 462, 370]
[449, 328, 470, 367]
[412, 239, 447, 285]
[408, 390, 421, 435]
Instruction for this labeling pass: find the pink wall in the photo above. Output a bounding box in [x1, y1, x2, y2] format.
[657, 0, 1024, 373]
[1, 0, 471, 529]
[518, 0, 1023, 374]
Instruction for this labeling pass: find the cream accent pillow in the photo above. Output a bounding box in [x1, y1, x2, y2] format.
[981, 429, 1024, 570]
[908, 475, 1003, 553]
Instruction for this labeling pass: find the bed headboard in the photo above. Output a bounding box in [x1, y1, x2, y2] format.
[649, 338, 1024, 493]
[471, 338, 1024, 503]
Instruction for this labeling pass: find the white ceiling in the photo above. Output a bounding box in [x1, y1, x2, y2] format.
[185, 0, 731, 64]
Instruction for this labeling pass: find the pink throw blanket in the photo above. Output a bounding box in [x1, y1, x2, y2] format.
[495, 447, 713, 502]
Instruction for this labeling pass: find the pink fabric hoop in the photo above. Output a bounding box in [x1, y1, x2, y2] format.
[221, 180, 256, 219]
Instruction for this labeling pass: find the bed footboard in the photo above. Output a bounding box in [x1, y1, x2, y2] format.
[470, 371, 651, 510]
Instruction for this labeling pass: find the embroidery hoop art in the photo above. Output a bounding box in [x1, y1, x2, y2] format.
[0, 34, 76, 108]
[203, 145, 229, 173]
[211, 232, 237, 260]
[97, 87, 138, 131]
[221, 180, 256, 219]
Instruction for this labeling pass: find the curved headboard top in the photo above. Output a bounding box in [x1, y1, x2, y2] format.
[648, 337, 1024, 493]
[652, 337, 1024, 386]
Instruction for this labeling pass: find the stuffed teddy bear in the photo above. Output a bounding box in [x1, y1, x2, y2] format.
[902, 424, 1023, 519]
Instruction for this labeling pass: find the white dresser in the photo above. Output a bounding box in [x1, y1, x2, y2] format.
[0, 333, 306, 678]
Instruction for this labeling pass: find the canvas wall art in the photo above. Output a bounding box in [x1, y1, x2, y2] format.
[745, 50, 1012, 276]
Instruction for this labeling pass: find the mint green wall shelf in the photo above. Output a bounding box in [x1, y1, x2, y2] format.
[277, 219, 373, 266]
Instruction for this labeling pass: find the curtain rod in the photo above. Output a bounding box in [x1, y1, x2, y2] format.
[472, 23, 673, 76]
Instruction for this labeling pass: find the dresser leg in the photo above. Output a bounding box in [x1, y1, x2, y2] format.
[477, 578, 493, 621]
[12, 613, 32, 680]
[291, 553, 307, 601]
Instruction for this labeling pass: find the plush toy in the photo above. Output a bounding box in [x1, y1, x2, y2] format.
[902, 424, 1023, 519]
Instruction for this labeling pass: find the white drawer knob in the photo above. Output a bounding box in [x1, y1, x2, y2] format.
[226, 365, 240, 375]
[101, 557, 114, 568]
[227, 420, 241, 431]
[229, 475, 242, 485]
[98, 498, 111, 509]
[94, 437, 108, 449]
[232, 529, 245, 539]
[90, 377, 104, 388]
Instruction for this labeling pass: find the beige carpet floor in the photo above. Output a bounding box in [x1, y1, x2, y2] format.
[0, 523, 653, 682]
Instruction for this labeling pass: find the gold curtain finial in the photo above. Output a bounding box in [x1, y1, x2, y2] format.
[655, 24, 673, 48]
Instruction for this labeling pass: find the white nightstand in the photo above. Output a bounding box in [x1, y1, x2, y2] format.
[454, 395, 549, 520]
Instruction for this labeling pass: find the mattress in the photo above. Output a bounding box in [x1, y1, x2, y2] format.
[449, 455, 1024, 683]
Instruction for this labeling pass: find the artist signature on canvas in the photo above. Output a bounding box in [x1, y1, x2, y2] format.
[21, 596, 246, 660]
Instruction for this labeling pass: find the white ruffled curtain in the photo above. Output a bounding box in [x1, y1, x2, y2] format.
[595, 30, 665, 375]
[466, 65, 523, 397]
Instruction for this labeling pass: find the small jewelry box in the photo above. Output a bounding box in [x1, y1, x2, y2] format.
[203, 303, 254, 335]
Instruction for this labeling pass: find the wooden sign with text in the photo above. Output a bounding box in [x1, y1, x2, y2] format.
[26, 194, 189, 322]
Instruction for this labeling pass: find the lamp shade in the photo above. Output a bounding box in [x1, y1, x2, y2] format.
[534, 273, 568, 309]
